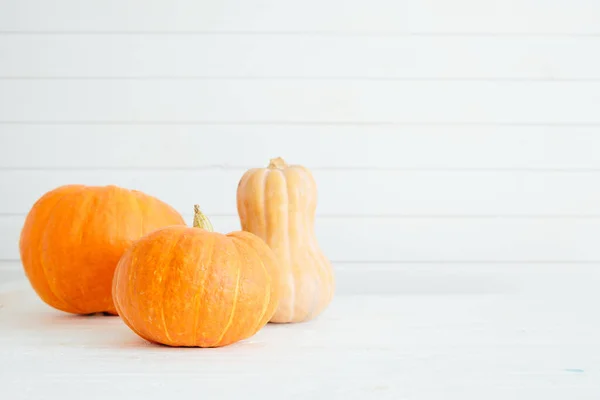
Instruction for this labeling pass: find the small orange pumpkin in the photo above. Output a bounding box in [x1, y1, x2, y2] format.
[236, 157, 335, 323]
[112, 206, 280, 347]
[19, 184, 185, 315]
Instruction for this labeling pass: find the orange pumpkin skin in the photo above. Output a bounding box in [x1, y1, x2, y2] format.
[236, 157, 335, 323]
[19, 184, 185, 315]
[112, 214, 280, 348]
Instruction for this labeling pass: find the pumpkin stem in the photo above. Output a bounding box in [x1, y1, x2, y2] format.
[268, 157, 287, 169]
[193, 205, 214, 232]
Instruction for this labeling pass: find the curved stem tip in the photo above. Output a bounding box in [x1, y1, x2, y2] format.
[193, 205, 214, 232]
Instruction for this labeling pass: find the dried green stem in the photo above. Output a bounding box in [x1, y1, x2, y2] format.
[193, 205, 214, 232]
[268, 157, 287, 169]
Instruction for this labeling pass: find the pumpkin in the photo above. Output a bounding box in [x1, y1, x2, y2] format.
[19, 184, 185, 315]
[111, 206, 280, 347]
[236, 157, 334, 323]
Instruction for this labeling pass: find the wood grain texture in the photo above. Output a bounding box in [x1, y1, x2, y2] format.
[1, 283, 599, 399]
[1, 0, 598, 34]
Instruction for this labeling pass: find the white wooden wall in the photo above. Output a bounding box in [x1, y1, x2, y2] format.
[1, 0, 599, 294]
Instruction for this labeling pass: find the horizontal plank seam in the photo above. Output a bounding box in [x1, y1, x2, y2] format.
[1, 77, 600, 82]
[6, 213, 600, 219]
[1, 31, 600, 37]
[2, 122, 600, 127]
[3, 167, 600, 172]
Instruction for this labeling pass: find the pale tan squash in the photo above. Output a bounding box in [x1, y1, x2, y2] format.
[236, 157, 335, 323]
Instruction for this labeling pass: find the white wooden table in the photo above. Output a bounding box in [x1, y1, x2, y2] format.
[1, 273, 599, 400]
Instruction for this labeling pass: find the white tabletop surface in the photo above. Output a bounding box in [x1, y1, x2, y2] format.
[1, 275, 599, 400]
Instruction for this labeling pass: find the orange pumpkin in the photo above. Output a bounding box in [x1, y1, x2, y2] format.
[19, 184, 185, 315]
[236, 157, 335, 323]
[112, 206, 280, 347]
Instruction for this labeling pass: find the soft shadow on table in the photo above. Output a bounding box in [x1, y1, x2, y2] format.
[5, 304, 281, 351]
[3, 305, 154, 349]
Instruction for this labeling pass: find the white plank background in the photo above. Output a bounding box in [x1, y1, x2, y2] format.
[1, 0, 600, 291]
[2, 80, 599, 123]
[2, 2, 600, 398]
[2, 35, 600, 79]
[1, 0, 599, 34]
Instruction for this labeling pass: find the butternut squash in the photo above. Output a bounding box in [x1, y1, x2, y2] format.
[236, 157, 334, 323]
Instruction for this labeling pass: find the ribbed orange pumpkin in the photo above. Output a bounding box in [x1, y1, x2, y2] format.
[236, 157, 335, 323]
[19, 184, 185, 315]
[112, 206, 280, 347]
